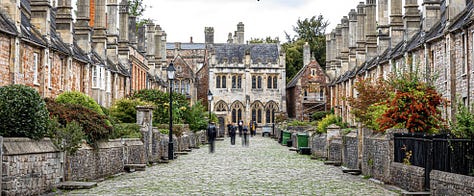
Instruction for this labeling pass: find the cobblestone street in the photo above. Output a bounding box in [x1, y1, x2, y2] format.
[67, 136, 397, 195]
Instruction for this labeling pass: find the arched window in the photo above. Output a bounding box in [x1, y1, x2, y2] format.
[231, 101, 245, 123]
[252, 109, 256, 122]
[216, 76, 221, 88]
[215, 101, 228, 112]
[265, 101, 279, 124]
[273, 76, 278, 89]
[232, 109, 237, 123]
[257, 109, 262, 123]
[267, 76, 272, 89]
[257, 76, 262, 89]
[222, 75, 226, 88]
[252, 76, 256, 89]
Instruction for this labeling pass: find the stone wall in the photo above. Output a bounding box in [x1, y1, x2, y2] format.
[342, 131, 358, 169]
[2, 138, 62, 196]
[328, 138, 342, 162]
[390, 162, 425, 192]
[361, 132, 392, 183]
[430, 170, 474, 195]
[311, 133, 327, 158]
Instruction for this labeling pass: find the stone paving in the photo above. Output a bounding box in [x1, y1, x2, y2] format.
[66, 136, 397, 195]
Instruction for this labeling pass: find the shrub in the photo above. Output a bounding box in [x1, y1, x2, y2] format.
[56, 91, 105, 115]
[131, 89, 189, 124]
[110, 98, 153, 123]
[316, 114, 341, 133]
[365, 103, 388, 131]
[0, 84, 49, 139]
[47, 118, 84, 155]
[450, 102, 474, 138]
[45, 99, 113, 146]
[110, 123, 141, 139]
[183, 101, 208, 132]
[311, 111, 332, 121]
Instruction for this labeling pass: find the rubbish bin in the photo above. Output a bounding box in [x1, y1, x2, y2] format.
[297, 133, 309, 149]
[278, 129, 283, 143]
[282, 131, 291, 146]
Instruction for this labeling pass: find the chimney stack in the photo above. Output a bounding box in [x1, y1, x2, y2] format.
[128, 15, 138, 48]
[145, 22, 156, 59]
[447, 0, 466, 23]
[348, 9, 357, 71]
[205, 27, 214, 44]
[56, 0, 74, 45]
[364, 0, 377, 59]
[236, 22, 245, 44]
[404, 0, 421, 40]
[303, 42, 310, 66]
[30, 0, 51, 39]
[377, 0, 390, 55]
[75, 0, 92, 53]
[118, 0, 130, 69]
[137, 25, 146, 53]
[422, 0, 441, 32]
[341, 16, 350, 73]
[390, 0, 404, 47]
[106, 0, 119, 63]
[92, 0, 107, 59]
[356, 2, 366, 67]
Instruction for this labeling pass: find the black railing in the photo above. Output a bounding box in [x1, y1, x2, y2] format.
[394, 133, 474, 190]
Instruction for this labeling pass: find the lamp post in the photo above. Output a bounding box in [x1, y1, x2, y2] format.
[167, 62, 176, 160]
[207, 90, 213, 124]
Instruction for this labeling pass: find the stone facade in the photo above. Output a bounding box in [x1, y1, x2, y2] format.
[430, 170, 474, 195]
[390, 162, 425, 192]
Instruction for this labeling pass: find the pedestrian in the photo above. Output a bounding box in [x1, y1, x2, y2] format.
[238, 120, 243, 137]
[249, 122, 254, 137]
[207, 122, 217, 153]
[242, 125, 249, 147]
[227, 123, 232, 137]
[252, 121, 258, 136]
[229, 123, 236, 145]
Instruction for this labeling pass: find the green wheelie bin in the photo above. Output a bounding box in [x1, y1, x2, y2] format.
[297, 133, 309, 149]
[282, 130, 291, 146]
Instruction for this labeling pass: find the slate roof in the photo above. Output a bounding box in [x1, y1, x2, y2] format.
[213, 43, 279, 64]
[425, 0, 447, 41]
[0, 12, 18, 35]
[21, 12, 46, 46]
[72, 42, 90, 63]
[49, 9, 71, 55]
[91, 51, 105, 65]
[287, 64, 307, 88]
[406, 31, 424, 52]
[166, 43, 206, 50]
[390, 41, 405, 59]
[448, 0, 473, 32]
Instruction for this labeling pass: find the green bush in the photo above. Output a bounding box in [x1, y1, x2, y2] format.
[110, 98, 154, 123]
[0, 84, 49, 139]
[451, 102, 474, 138]
[158, 129, 169, 134]
[183, 101, 208, 132]
[365, 103, 388, 131]
[110, 123, 141, 139]
[56, 91, 105, 115]
[316, 114, 342, 133]
[45, 99, 113, 146]
[311, 111, 332, 121]
[47, 118, 84, 155]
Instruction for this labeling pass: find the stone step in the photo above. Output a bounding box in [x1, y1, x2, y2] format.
[289, 148, 298, 151]
[183, 149, 192, 152]
[175, 151, 189, 155]
[401, 191, 431, 196]
[342, 168, 361, 173]
[324, 161, 341, 166]
[124, 164, 146, 172]
[348, 171, 361, 175]
[158, 159, 170, 164]
[57, 181, 97, 190]
[215, 138, 225, 141]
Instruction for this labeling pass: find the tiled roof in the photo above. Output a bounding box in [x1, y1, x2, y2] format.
[378, 46, 392, 64]
[166, 43, 206, 50]
[213, 43, 279, 64]
[0, 12, 18, 35]
[21, 12, 46, 46]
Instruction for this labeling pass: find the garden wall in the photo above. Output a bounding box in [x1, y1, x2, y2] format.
[361, 132, 392, 183]
[342, 131, 358, 169]
[2, 138, 62, 196]
[390, 162, 425, 191]
[310, 133, 327, 158]
[430, 170, 474, 195]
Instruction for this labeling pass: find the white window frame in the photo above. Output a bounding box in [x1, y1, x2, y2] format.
[48, 57, 52, 89]
[92, 65, 98, 88]
[100, 66, 106, 90]
[106, 70, 111, 93]
[33, 53, 39, 85]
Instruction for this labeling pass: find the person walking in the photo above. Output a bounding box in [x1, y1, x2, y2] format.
[252, 121, 258, 136]
[242, 125, 249, 147]
[238, 120, 243, 137]
[249, 122, 254, 137]
[207, 122, 217, 153]
[229, 123, 236, 145]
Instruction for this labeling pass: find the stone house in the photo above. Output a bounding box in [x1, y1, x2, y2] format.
[205, 22, 287, 130]
[327, 0, 474, 125]
[286, 42, 329, 120]
[0, 0, 168, 107]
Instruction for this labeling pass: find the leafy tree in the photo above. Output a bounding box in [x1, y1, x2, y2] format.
[249, 37, 279, 44]
[183, 101, 208, 132]
[378, 73, 445, 133]
[128, 0, 147, 17]
[347, 77, 392, 129]
[110, 98, 153, 123]
[282, 39, 305, 82]
[450, 102, 474, 138]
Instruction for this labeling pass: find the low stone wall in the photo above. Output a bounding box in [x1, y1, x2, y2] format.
[311, 133, 327, 158]
[2, 138, 62, 196]
[328, 138, 342, 162]
[342, 131, 358, 169]
[123, 139, 146, 165]
[390, 162, 425, 192]
[430, 170, 474, 195]
[362, 132, 392, 183]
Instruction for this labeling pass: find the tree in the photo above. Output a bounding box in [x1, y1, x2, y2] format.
[128, 0, 147, 17]
[249, 37, 279, 44]
[282, 39, 305, 82]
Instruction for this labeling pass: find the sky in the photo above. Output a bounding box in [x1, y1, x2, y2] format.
[141, 0, 362, 43]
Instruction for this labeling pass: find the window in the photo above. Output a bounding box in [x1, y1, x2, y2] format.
[33, 53, 39, 85]
[237, 109, 242, 121]
[252, 76, 256, 89]
[60, 59, 66, 90]
[106, 71, 111, 93]
[252, 109, 256, 122]
[257, 109, 262, 123]
[267, 76, 272, 89]
[48, 57, 52, 89]
[311, 69, 316, 76]
[462, 33, 467, 75]
[320, 89, 324, 101]
[100, 66, 105, 90]
[257, 76, 262, 89]
[232, 75, 236, 88]
[222, 75, 226, 88]
[273, 76, 278, 89]
[216, 76, 221, 88]
[237, 75, 242, 88]
[232, 109, 237, 123]
[92, 65, 98, 88]
[266, 109, 271, 123]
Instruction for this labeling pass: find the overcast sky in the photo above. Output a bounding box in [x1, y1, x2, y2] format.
[141, 0, 362, 43]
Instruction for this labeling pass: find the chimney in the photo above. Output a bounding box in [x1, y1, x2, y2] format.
[447, 0, 466, 23]
[422, 0, 441, 32]
[129, 15, 138, 48]
[326, 33, 332, 69]
[303, 42, 310, 66]
[205, 27, 214, 44]
[154, 25, 163, 61]
[348, 9, 357, 70]
[92, 0, 107, 59]
[119, 0, 129, 43]
[30, 0, 51, 38]
[75, 0, 92, 53]
[377, 0, 390, 55]
[227, 32, 233, 43]
[56, 0, 74, 45]
[137, 25, 146, 53]
[341, 16, 350, 73]
[0, 0, 20, 31]
[365, 0, 377, 59]
[390, 0, 404, 47]
[404, 0, 421, 40]
[160, 31, 167, 62]
[236, 22, 245, 44]
[335, 24, 342, 61]
[106, 0, 119, 62]
[356, 2, 366, 67]
[145, 22, 156, 58]
[190, 36, 193, 43]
